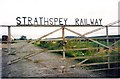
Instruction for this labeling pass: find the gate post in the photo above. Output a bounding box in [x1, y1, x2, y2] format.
[61, 25, 66, 73]
[106, 26, 110, 68]
[8, 26, 11, 54]
[62, 26, 65, 59]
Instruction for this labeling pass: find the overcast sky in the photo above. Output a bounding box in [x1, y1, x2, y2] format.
[0, 0, 119, 39]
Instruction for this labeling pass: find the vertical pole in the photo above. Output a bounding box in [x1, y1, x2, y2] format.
[62, 26, 65, 59]
[106, 26, 110, 68]
[8, 26, 11, 54]
[62, 26, 66, 73]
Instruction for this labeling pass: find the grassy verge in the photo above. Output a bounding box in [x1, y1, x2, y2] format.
[34, 39, 120, 70]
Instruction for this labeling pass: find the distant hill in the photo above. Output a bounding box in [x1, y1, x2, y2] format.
[65, 35, 120, 38]
[90, 35, 120, 38]
[45, 35, 120, 40]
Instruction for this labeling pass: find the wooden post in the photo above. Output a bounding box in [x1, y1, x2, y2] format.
[62, 26, 65, 59]
[106, 26, 110, 68]
[61, 26, 66, 73]
[8, 26, 11, 54]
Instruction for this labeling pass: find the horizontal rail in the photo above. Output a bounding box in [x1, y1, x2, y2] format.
[66, 54, 120, 60]
[47, 48, 101, 52]
[1, 20, 120, 27]
[1, 25, 120, 27]
[7, 49, 47, 65]
[42, 47, 119, 56]
[1, 25, 103, 27]
[88, 67, 120, 72]
[80, 61, 120, 67]
[9, 53, 120, 63]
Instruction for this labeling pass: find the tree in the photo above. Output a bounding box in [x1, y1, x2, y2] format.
[19, 35, 27, 40]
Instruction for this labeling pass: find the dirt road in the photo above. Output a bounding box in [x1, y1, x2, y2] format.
[1, 41, 118, 78]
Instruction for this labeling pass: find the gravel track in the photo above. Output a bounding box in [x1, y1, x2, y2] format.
[1, 42, 119, 78]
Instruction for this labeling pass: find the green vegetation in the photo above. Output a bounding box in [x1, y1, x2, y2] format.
[34, 38, 120, 69]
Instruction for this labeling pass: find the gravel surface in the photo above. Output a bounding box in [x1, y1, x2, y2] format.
[1, 41, 120, 78]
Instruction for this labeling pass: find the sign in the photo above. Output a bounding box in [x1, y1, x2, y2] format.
[16, 17, 102, 26]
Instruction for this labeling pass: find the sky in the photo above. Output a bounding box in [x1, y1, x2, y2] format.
[0, 0, 119, 39]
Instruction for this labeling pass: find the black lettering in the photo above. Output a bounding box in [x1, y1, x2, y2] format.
[99, 18, 102, 25]
[16, 17, 21, 25]
[59, 18, 63, 25]
[64, 18, 68, 25]
[44, 18, 49, 25]
[95, 19, 98, 25]
[80, 19, 84, 25]
[28, 17, 32, 25]
[49, 18, 53, 25]
[34, 17, 38, 25]
[54, 18, 58, 25]
[90, 19, 94, 25]
[22, 17, 27, 25]
[39, 17, 43, 25]
[84, 19, 87, 25]
[75, 18, 79, 25]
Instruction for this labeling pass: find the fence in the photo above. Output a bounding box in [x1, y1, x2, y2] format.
[1, 20, 120, 72]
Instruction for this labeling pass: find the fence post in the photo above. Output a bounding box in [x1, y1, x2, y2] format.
[8, 26, 11, 54]
[62, 26, 65, 59]
[106, 26, 110, 68]
[61, 25, 66, 73]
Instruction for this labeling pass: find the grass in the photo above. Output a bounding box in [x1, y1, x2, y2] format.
[34, 39, 120, 69]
